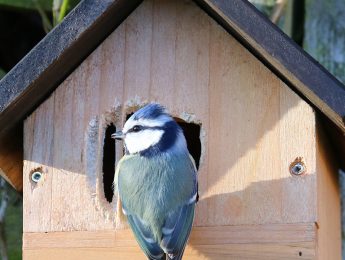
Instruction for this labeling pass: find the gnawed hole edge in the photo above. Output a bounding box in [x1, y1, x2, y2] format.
[84, 107, 121, 225]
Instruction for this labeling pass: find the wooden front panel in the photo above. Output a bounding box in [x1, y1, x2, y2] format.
[23, 0, 319, 258]
[23, 224, 316, 260]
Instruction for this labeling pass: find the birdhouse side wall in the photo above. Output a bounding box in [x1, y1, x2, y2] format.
[316, 121, 341, 260]
[0, 126, 22, 191]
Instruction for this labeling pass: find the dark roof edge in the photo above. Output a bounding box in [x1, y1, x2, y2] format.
[0, 0, 143, 138]
[196, 0, 345, 134]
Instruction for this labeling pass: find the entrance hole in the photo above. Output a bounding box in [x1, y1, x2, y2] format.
[102, 124, 116, 203]
[175, 119, 201, 169]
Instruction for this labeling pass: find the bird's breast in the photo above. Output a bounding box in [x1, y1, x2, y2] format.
[118, 153, 194, 220]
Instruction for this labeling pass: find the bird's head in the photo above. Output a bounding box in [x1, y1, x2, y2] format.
[112, 103, 187, 156]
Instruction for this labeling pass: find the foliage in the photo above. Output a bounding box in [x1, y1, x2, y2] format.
[53, 0, 76, 26]
[249, 0, 276, 16]
[4, 188, 22, 260]
[249, 0, 276, 6]
[0, 69, 5, 79]
[33, 0, 80, 32]
[249, 0, 287, 29]
[0, 176, 22, 260]
[0, 0, 51, 11]
[0, 0, 80, 32]
[304, 0, 345, 84]
[0, 0, 79, 12]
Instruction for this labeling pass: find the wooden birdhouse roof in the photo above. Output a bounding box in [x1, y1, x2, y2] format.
[0, 0, 345, 192]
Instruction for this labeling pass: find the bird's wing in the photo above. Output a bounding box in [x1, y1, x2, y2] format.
[159, 155, 197, 259]
[125, 212, 165, 260]
[160, 203, 195, 260]
[125, 202, 195, 260]
[116, 153, 197, 259]
[188, 154, 199, 202]
[113, 154, 135, 194]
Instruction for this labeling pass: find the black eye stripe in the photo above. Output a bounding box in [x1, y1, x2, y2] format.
[127, 125, 142, 133]
[127, 125, 165, 133]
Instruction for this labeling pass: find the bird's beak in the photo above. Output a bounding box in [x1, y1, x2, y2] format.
[111, 131, 124, 140]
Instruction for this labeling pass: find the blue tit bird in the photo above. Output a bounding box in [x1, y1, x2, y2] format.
[112, 103, 198, 260]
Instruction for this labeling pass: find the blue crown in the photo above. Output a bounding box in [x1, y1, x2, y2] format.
[133, 103, 168, 120]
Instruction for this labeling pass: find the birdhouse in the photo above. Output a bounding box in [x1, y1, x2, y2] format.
[1, 0, 345, 259]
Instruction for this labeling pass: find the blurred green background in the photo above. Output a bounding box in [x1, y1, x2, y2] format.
[0, 0, 344, 259]
[1, 180, 22, 260]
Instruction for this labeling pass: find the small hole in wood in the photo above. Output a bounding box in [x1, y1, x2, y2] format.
[289, 157, 306, 176]
[299, 251, 302, 256]
[102, 124, 116, 203]
[30, 167, 43, 184]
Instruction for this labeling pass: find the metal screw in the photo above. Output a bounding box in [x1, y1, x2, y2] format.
[31, 171, 42, 183]
[289, 159, 306, 176]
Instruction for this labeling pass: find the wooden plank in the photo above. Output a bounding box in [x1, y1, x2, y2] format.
[122, 0, 153, 103]
[149, 0, 177, 108]
[23, 248, 145, 260]
[195, 0, 345, 134]
[23, 224, 316, 259]
[0, 123, 23, 192]
[24, 0, 317, 233]
[50, 67, 113, 231]
[23, 97, 55, 232]
[316, 121, 341, 259]
[172, 0, 210, 225]
[23, 225, 316, 259]
[23, 231, 122, 249]
[23, 223, 316, 249]
[185, 242, 315, 260]
[23, 242, 315, 260]
[206, 12, 316, 226]
[190, 223, 315, 245]
[279, 84, 316, 223]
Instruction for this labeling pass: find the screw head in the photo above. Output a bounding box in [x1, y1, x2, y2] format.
[31, 171, 42, 183]
[289, 158, 306, 176]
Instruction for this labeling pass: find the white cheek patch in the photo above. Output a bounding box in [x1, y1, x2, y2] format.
[125, 129, 164, 154]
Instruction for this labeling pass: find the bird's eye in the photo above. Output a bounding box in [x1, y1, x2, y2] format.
[132, 125, 142, 132]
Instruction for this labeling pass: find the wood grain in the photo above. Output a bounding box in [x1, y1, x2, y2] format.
[23, 223, 316, 259]
[316, 122, 341, 260]
[205, 17, 316, 226]
[24, 0, 316, 230]
[0, 124, 23, 192]
[23, 243, 315, 260]
[23, 223, 316, 248]
[196, 0, 345, 134]
[279, 85, 316, 223]
[22, 0, 333, 258]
